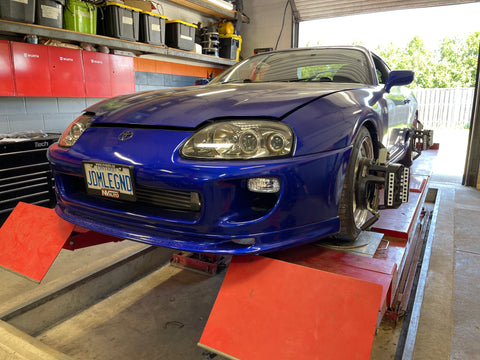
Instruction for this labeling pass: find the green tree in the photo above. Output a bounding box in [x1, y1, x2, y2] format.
[377, 33, 480, 88]
[462, 31, 480, 87]
[306, 32, 480, 88]
[376, 36, 436, 88]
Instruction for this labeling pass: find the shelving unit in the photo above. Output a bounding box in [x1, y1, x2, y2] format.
[0, 19, 237, 67]
[167, 0, 236, 19]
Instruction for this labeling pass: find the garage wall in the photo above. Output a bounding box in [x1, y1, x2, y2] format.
[0, 0, 229, 136]
[0, 58, 224, 135]
[134, 57, 225, 92]
[0, 0, 295, 134]
[240, 0, 293, 59]
[0, 97, 100, 135]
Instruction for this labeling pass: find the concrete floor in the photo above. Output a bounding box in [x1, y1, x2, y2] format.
[37, 264, 226, 360]
[1, 128, 479, 359]
[413, 128, 480, 360]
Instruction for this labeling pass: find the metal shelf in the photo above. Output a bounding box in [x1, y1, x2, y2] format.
[166, 0, 236, 19]
[0, 19, 237, 67]
[164, 0, 248, 22]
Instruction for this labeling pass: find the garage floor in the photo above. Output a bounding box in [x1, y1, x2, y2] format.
[413, 182, 480, 360]
[0, 129, 479, 359]
[414, 129, 480, 360]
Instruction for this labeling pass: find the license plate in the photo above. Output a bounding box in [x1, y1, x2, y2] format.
[83, 161, 136, 201]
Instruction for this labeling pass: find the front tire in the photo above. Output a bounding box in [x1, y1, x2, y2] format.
[337, 126, 376, 240]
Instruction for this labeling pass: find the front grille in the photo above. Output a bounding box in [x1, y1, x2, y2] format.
[67, 175, 201, 214]
[136, 187, 201, 212]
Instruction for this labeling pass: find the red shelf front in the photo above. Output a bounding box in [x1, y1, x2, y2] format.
[11, 42, 52, 96]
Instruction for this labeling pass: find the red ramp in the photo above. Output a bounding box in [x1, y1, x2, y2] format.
[0, 202, 75, 282]
[0, 202, 123, 282]
[199, 255, 383, 360]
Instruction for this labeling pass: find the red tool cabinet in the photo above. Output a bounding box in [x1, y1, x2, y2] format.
[110, 54, 135, 96]
[83, 51, 112, 98]
[6, 41, 135, 98]
[11, 42, 52, 97]
[48, 46, 85, 97]
[0, 40, 15, 96]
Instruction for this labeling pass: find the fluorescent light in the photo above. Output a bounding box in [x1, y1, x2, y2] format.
[205, 0, 234, 11]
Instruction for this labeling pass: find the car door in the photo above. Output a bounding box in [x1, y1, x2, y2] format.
[373, 54, 415, 160]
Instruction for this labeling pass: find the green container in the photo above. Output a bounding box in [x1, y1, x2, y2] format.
[64, 0, 97, 34]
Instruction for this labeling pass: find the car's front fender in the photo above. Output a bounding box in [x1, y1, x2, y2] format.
[284, 88, 385, 157]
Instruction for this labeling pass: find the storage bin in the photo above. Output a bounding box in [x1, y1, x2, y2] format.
[140, 11, 167, 45]
[0, 0, 36, 23]
[64, 0, 97, 34]
[166, 20, 197, 51]
[219, 34, 242, 61]
[36, 0, 65, 28]
[99, 2, 140, 41]
[200, 25, 219, 56]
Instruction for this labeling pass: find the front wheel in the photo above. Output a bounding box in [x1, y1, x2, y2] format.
[337, 126, 377, 240]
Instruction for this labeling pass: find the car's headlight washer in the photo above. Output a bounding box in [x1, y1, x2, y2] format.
[58, 113, 93, 148]
[181, 120, 294, 160]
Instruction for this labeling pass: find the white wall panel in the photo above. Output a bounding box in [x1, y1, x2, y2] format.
[240, 0, 293, 59]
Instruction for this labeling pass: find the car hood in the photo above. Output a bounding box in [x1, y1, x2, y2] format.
[87, 83, 358, 128]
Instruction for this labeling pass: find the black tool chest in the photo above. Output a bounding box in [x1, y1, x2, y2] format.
[0, 133, 60, 226]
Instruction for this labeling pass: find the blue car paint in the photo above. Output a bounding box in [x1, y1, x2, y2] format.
[48, 46, 417, 254]
[49, 124, 351, 253]
[85, 83, 356, 127]
[286, 87, 387, 156]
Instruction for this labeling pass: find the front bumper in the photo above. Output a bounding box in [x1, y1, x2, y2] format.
[49, 127, 351, 254]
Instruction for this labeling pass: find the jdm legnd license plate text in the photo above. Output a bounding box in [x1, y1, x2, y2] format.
[83, 162, 135, 201]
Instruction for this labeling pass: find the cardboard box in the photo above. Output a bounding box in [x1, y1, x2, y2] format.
[124, 0, 152, 12]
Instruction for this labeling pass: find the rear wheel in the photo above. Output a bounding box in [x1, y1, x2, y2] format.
[337, 126, 377, 240]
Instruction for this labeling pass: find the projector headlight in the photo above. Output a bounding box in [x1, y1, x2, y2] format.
[180, 120, 294, 160]
[58, 113, 93, 148]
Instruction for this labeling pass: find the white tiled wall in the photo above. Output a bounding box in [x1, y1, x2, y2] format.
[0, 72, 197, 135]
[0, 97, 104, 135]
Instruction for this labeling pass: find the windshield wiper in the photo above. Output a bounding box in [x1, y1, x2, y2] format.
[288, 77, 333, 82]
[222, 79, 253, 84]
[260, 77, 334, 83]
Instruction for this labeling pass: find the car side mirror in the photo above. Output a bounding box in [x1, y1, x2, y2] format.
[384, 70, 415, 93]
[195, 78, 210, 86]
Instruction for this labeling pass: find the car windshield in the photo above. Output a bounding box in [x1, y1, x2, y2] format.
[210, 48, 372, 85]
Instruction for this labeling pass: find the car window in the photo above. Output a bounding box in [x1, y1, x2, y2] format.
[210, 48, 373, 85]
[372, 54, 391, 84]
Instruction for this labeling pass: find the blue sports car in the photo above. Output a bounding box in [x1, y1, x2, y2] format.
[48, 46, 429, 254]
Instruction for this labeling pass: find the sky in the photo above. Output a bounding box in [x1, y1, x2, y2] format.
[299, 2, 480, 51]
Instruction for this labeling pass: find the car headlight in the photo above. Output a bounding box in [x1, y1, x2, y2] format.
[58, 113, 94, 148]
[180, 120, 294, 159]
